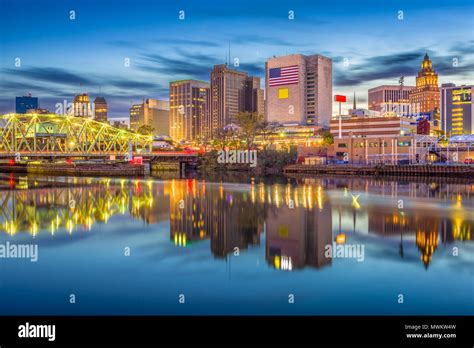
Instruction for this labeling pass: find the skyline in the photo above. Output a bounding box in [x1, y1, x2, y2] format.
[1, 0, 474, 119]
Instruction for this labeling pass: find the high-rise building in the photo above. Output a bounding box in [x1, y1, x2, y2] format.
[265, 54, 332, 126]
[93, 96, 108, 123]
[129, 99, 170, 136]
[16, 95, 38, 114]
[368, 85, 415, 114]
[409, 53, 440, 114]
[440, 84, 473, 135]
[73, 93, 92, 117]
[209, 64, 264, 137]
[169, 80, 209, 142]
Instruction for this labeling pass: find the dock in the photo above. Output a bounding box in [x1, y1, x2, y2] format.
[283, 164, 474, 178]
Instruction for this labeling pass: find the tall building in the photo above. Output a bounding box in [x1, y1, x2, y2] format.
[93, 96, 108, 123]
[169, 80, 209, 142]
[129, 99, 170, 136]
[73, 93, 92, 117]
[440, 84, 473, 135]
[209, 64, 264, 137]
[368, 85, 415, 114]
[265, 54, 332, 126]
[16, 95, 38, 114]
[409, 53, 440, 114]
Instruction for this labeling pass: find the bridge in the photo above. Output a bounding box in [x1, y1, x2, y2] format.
[0, 114, 198, 163]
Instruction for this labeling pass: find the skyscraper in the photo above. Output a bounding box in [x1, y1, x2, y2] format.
[265, 54, 332, 126]
[209, 64, 264, 137]
[93, 96, 108, 123]
[409, 53, 440, 114]
[16, 95, 38, 114]
[440, 84, 473, 135]
[73, 93, 92, 117]
[169, 80, 209, 142]
[129, 99, 170, 136]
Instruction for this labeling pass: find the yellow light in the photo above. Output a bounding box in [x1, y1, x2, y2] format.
[274, 255, 281, 269]
[336, 233, 346, 244]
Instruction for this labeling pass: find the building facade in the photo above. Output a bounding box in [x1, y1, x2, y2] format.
[368, 85, 415, 114]
[329, 115, 414, 139]
[16, 95, 38, 114]
[73, 93, 92, 117]
[409, 54, 440, 114]
[331, 134, 437, 164]
[208, 64, 264, 137]
[129, 99, 170, 136]
[265, 54, 332, 126]
[93, 96, 108, 123]
[440, 84, 473, 136]
[169, 80, 209, 142]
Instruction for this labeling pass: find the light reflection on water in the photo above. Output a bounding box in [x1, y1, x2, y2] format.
[0, 175, 473, 315]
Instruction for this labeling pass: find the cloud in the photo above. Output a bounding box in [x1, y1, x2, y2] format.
[230, 34, 305, 47]
[2, 67, 96, 86]
[334, 49, 474, 87]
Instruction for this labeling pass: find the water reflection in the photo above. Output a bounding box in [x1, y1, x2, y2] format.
[0, 176, 472, 269]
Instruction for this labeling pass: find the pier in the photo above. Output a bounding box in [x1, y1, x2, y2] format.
[283, 164, 474, 178]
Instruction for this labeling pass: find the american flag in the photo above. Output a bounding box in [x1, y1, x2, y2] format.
[268, 65, 299, 87]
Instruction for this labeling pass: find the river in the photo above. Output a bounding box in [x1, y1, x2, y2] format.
[0, 174, 472, 315]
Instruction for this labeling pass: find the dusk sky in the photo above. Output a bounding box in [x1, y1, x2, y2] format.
[1, 0, 473, 118]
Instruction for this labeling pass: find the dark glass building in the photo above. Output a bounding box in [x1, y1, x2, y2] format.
[16, 95, 38, 114]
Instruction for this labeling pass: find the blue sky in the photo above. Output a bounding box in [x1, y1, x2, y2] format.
[1, 0, 473, 118]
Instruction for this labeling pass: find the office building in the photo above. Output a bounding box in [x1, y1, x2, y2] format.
[440, 84, 473, 135]
[409, 53, 440, 114]
[209, 64, 264, 137]
[73, 93, 92, 117]
[169, 80, 209, 142]
[129, 99, 170, 136]
[329, 115, 414, 138]
[93, 96, 108, 123]
[368, 85, 415, 114]
[16, 95, 38, 114]
[265, 54, 332, 126]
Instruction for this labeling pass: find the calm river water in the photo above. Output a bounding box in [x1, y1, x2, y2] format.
[0, 174, 472, 315]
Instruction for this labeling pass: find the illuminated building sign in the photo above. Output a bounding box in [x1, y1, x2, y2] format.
[452, 88, 472, 104]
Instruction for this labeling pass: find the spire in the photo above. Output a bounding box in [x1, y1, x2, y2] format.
[353, 91, 356, 109]
[424, 52, 429, 61]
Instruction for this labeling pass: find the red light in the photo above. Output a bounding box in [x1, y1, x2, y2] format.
[66, 159, 73, 165]
[130, 156, 143, 165]
[335, 95, 347, 102]
[8, 159, 15, 166]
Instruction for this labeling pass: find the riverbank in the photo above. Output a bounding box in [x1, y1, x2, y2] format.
[0, 162, 148, 177]
[283, 163, 474, 178]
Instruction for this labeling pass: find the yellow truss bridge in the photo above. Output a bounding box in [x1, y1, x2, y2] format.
[0, 113, 152, 157]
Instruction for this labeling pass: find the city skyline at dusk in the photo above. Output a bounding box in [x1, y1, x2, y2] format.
[1, 0, 474, 118]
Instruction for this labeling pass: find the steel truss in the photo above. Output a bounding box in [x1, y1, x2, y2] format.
[0, 114, 152, 155]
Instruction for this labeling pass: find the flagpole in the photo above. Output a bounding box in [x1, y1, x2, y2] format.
[339, 101, 342, 139]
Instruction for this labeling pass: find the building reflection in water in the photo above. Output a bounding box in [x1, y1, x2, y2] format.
[265, 184, 332, 271]
[0, 176, 472, 269]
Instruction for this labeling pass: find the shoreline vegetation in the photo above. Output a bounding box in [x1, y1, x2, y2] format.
[198, 147, 298, 175]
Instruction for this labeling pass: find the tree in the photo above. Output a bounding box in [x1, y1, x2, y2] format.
[136, 125, 154, 135]
[316, 128, 334, 146]
[234, 112, 263, 148]
[257, 121, 278, 149]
